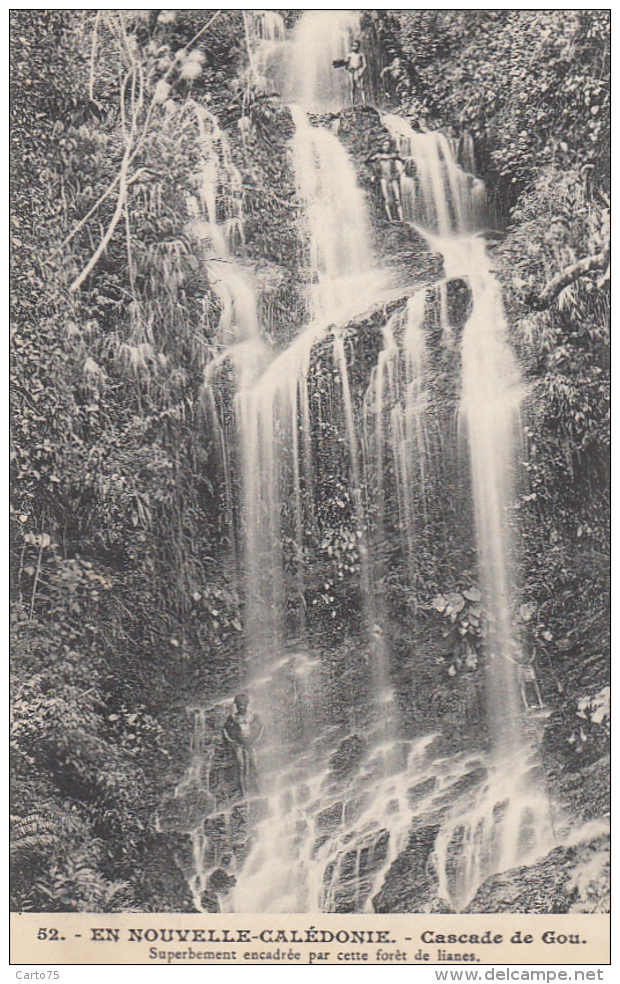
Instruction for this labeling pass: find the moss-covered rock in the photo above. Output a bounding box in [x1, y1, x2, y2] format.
[463, 833, 609, 914]
[372, 819, 441, 912]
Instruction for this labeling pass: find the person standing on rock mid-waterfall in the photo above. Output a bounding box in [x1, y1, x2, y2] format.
[366, 139, 406, 222]
[222, 694, 264, 798]
[334, 39, 367, 107]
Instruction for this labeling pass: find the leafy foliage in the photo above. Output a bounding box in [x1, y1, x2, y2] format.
[10, 8, 251, 912]
[10, 9, 609, 911]
[498, 166, 609, 551]
[431, 586, 484, 676]
[375, 10, 610, 210]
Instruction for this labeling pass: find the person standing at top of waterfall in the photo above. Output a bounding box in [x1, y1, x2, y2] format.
[366, 139, 406, 222]
[334, 39, 367, 107]
[346, 40, 366, 106]
[222, 693, 264, 798]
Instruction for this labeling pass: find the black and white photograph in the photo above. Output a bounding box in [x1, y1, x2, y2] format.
[10, 6, 610, 944]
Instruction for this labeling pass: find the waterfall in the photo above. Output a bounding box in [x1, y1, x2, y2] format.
[172, 12, 569, 916]
[375, 115, 558, 906]
[362, 289, 431, 597]
[187, 102, 270, 554]
[431, 233, 557, 904]
[187, 105, 260, 345]
[383, 113, 487, 235]
[248, 9, 383, 111]
[453, 237, 526, 748]
[235, 92, 389, 675]
[222, 11, 401, 912]
[229, 736, 487, 913]
[432, 748, 557, 911]
[250, 9, 285, 43]
[392, 292, 431, 582]
[245, 10, 286, 93]
[286, 10, 363, 112]
[245, 9, 357, 110]
[289, 104, 386, 322]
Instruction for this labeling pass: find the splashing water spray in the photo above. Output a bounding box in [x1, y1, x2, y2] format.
[168, 10, 601, 915]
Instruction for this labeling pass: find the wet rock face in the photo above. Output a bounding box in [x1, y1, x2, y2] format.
[371, 817, 609, 915]
[158, 785, 217, 833]
[372, 821, 441, 912]
[328, 735, 366, 780]
[463, 834, 610, 914]
[255, 263, 310, 349]
[336, 106, 387, 166]
[431, 766, 488, 810]
[372, 764, 489, 912]
[445, 278, 473, 328]
[426, 895, 455, 914]
[199, 889, 220, 913]
[323, 827, 390, 913]
[209, 867, 237, 894]
[407, 776, 437, 807]
[316, 801, 345, 836]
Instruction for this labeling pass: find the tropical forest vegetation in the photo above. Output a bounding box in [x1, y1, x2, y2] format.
[10, 9, 609, 915]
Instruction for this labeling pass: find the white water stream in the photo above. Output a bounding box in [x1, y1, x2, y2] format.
[168, 10, 583, 915]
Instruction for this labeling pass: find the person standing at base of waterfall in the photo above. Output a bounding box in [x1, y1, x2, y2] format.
[222, 693, 264, 797]
[367, 139, 406, 222]
[516, 656, 545, 711]
[343, 39, 367, 107]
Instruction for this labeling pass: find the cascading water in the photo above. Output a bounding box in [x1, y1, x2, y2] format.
[249, 9, 364, 112]
[382, 112, 487, 236]
[186, 101, 270, 554]
[375, 113, 559, 906]
[289, 105, 387, 322]
[233, 88, 389, 687]
[169, 11, 588, 917]
[166, 13, 367, 913]
[221, 13, 402, 911]
[455, 236, 526, 748]
[363, 290, 431, 587]
[429, 232, 558, 906]
[244, 10, 285, 95]
[187, 105, 261, 345]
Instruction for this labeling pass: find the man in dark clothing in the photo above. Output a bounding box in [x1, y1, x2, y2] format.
[367, 139, 406, 222]
[222, 693, 264, 797]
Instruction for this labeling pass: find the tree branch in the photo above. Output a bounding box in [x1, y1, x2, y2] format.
[124, 201, 137, 299]
[49, 167, 149, 259]
[529, 247, 611, 310]
[68, 141, 132, 293]
[133, 9, 223, 153]
[88, 10, 103, 102]
[61, 10, 223, 288]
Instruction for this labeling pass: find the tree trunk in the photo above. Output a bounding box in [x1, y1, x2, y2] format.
[529, 247, 610, 310]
